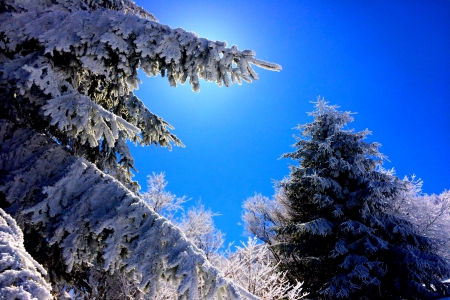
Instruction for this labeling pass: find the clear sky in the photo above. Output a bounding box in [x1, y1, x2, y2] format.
[131, 0, 450, 246]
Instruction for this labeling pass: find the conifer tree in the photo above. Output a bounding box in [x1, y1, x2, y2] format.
[270, 99, 450, 299]
[0, 0, 280, 298]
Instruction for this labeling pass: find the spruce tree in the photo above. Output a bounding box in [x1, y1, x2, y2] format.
[274, 99, 450, 299]
[0, 0, 280, 298]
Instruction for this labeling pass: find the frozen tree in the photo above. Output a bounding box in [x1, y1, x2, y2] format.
[142, 172, 187, 221]
[142, 173, 225, 258]
[412, 191, 450, 258]
[154, 201, 225, 299]
[0, 0, 280, 193]
[0, 121, 262, 299]
[0, 208, 53, 300]
[242, 191, 289, 246]
[141, 176, 223, 260]
[393, 177, 450, 260]
[246, 99, 450, 299]
[178, 202, 225, 260]
[214, 238, 307, 300]
[0, 0, 280, 298]
[175, 203, 306, 300]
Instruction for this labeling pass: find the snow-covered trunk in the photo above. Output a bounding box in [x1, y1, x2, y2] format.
[0, 119, 257, 300]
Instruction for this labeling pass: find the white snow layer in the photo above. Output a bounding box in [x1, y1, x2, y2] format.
[0, 208, 53, 300]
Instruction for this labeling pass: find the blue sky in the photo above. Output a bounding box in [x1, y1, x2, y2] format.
[131, 0, 450, 246]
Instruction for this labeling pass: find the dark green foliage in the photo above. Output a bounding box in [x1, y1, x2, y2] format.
[274, 99, 450, 299]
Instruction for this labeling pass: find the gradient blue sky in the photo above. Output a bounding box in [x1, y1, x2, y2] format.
[131, 0, 450, 245]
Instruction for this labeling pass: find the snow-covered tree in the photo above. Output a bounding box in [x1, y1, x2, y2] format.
[247, 99, 450, 299]
[155, 200, 226, 299]
[214, 238, 307, 300]
[142, 172, 187, 221]
[392, 177, 450, 260]
[175, 203, 306, 300]
[178, 202, 225, 260]
[1, 121, 263, 299]
[142, 174, 224, 260]
[0, 0, 280, 298]
[242, 191, 289, 247]
[142, 173, 224, 259]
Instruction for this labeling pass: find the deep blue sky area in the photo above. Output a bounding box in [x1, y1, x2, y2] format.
[131, 0, 450, 245]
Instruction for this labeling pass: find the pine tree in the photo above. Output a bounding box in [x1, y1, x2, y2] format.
[270, 99, 450, 299]
[0, 0, 280, 298]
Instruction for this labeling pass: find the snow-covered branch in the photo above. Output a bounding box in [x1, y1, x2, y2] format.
[393, 177, 450, 259]
[0, 119, 257, 299]
[0, 0, 280, 190]
[0, 208, 53, 300]
[214, 238, 307, 300]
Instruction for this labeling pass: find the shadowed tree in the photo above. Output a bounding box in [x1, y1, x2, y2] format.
[244, 99, 450, 299]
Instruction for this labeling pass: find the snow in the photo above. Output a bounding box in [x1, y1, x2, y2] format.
[0, 208, 52, 300]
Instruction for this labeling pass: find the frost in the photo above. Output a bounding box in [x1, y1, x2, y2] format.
[283, 218, 334, 237]
[0, 208, 52, 300]
[214, 238, 308, 300]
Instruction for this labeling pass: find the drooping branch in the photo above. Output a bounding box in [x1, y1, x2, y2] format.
[0, 2, 281, 188]
[0, 119, 258, 299]
[0, 6, 281, 95]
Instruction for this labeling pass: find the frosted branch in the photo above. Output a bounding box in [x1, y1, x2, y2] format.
[0, 119, 256, 299]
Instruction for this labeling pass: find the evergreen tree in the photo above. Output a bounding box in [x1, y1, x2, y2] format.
[271, 99, 450, 299]
[0, 0, 280, 298]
